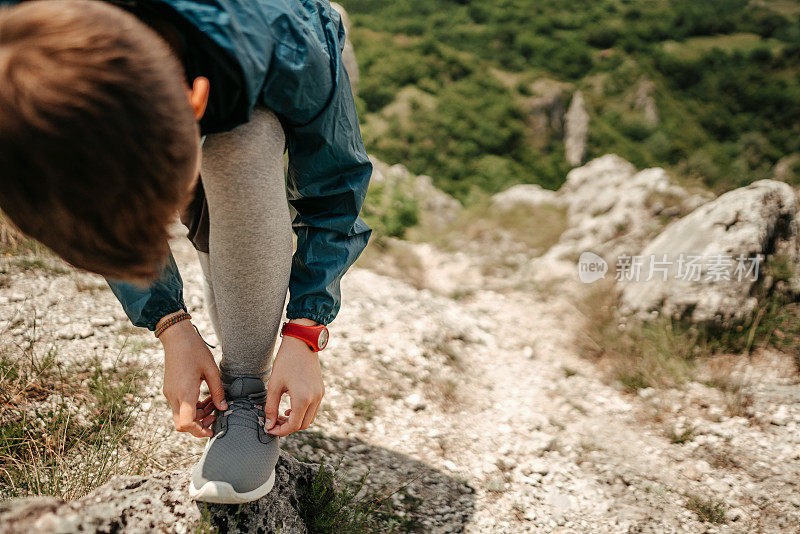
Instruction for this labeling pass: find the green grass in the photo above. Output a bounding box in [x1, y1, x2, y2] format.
[578, 255, 800, 392]
[667, 426, 696, 444]
[195, 504, 218, 534]
[12, 257, 70, 276]
[342, 0, 800, 199]
[685, 494, 727, 524]
[578, 283, 698, 391]
[361, 174, 420, 240]
[0, 214, 49, 257]
[300, 458, 418, 533]
[758, 0, 800, 16]
[352, 398, 377, 421]
[662, 33, 784, 60]
[0, 214, 68, 276]
[408, 194, 567, 257]
[0, 317, 152, 500]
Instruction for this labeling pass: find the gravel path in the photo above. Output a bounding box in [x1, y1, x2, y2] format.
[1, 233, 798, 532]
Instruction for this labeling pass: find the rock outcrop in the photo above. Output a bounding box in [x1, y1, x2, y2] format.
[564, 91, 589, 166]
[523, 79, 571, 150]
[633, 78, 659, 127]
[0, 452, 321, 534]
[370, 156, 461, 231]
[620, 180, 800, 326]
[544, 154, 702, 261]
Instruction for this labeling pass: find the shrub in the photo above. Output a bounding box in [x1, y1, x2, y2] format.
[587, 26, 621, 49]
[345, 0, 800, 196]
[361, 175, 419, 239]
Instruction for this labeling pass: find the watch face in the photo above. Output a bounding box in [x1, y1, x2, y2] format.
[317, 328, 329, 349]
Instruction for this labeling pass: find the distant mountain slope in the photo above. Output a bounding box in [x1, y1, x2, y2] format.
[340, 0, 800, 200]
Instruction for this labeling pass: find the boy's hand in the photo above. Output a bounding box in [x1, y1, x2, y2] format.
[158, 315, 227, 438]
[264, 319, 324, 436]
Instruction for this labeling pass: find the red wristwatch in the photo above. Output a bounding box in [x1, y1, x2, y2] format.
[280, 321, 329, 351]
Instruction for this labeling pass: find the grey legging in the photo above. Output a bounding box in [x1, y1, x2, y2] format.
[196, 107, 293, 383]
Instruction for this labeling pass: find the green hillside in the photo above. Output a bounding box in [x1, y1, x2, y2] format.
[341, 0, 800, 201]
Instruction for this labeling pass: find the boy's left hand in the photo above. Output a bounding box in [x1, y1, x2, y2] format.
[264, 320, 324, 436]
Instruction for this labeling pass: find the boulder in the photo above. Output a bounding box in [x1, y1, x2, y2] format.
[491, 184, 563, 211]
[414, 174, 462, 227]
[369, 156, 461, 231]
[619, 180, 800, 326]
[0, 452, 320, 534]
[544, 155, 697, 261]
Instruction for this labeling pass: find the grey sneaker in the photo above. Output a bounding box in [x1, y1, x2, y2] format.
[189, 377, 279, 503]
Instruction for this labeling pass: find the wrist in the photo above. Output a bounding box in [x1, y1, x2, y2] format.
[288, 317, 321, 326]
[280, 336, 320, 358]
[156, 311, 192, 344]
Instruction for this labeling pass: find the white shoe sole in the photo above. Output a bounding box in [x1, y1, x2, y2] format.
[188, 435, 277, 504]
[189, 468, 276, 504]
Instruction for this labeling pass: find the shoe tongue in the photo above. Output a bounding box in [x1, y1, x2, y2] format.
[225, 377, 266, 398]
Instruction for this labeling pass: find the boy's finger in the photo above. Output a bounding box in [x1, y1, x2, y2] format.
[264, 381, 283, 430]
[195, 402, 215, 421]
[269, 400, 306, 436]
[170, 404, 181, 430]
[204, 367, 228, 411]
[192, 424, 213, 438]
[180, 401, 200, 434]
[177, 400, 209, 437]
[196, 396, 214, 409]
[200, 413, 216, 429]
[311, 401, 321, 424]
[301, 402, 318, 430]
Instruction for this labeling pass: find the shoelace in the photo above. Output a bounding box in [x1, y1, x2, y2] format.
[221, 390, 269, 428]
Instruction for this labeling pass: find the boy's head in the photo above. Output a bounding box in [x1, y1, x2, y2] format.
[0, 0, 208, 281]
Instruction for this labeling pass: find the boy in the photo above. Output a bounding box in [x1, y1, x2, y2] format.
[0, 0, 371, 503]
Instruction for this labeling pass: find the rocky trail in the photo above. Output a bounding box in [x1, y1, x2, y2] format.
[330, 251, 800, 533]
[1, 156, 799, 532]
[0, 228, 798, 532]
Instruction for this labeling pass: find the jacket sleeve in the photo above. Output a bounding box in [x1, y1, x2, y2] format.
[105, 251, 187, 331]
[259, 7, 372, 326]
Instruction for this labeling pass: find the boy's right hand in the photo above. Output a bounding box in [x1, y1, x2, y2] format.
[158, 315, 227, 438]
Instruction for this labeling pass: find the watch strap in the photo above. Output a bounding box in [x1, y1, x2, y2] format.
[281, 321, 329, 351]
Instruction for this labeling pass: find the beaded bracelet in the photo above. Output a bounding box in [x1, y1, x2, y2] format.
[154, 311, 191, 338]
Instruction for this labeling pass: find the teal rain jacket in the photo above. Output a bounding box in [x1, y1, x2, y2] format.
[1, 0, 373, 328]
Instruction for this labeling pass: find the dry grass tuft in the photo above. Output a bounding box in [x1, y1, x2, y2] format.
[576, 281, 697, 391]
[409, 197, 567, 259]
[685, 493, 727, 524]
[0, 317, 157, 500]
[577, 254, 800, 393]
[0, 213, 45, 257]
